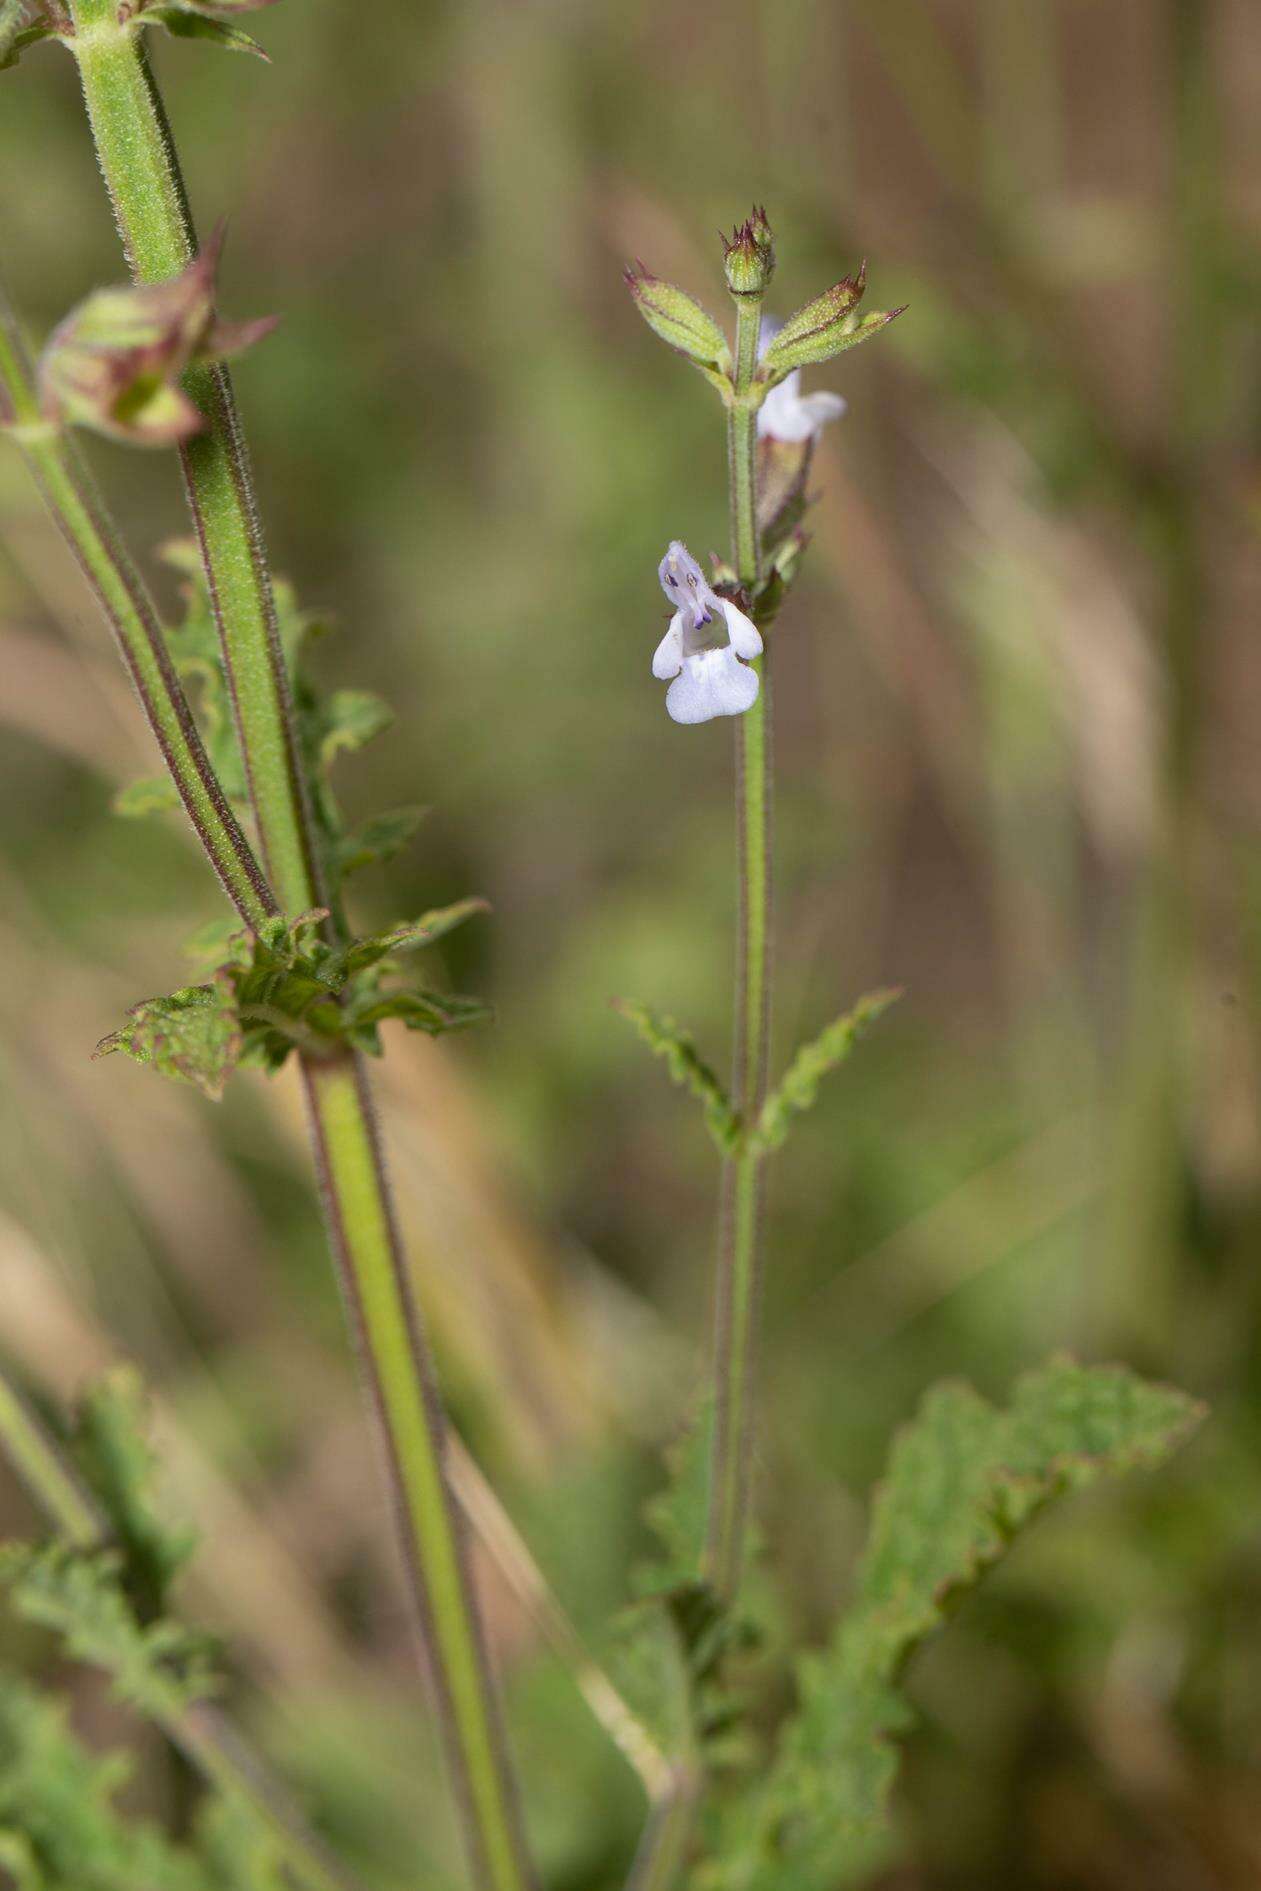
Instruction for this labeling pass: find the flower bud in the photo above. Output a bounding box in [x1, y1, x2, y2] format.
[759, 261, 905, 379]
[38, 228, 276, 445]
[722, 207, 775, 297]
[624, 263, 732, 376]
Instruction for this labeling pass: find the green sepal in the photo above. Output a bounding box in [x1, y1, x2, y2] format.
[705, 1358, 1204, 1890]
[613, 999, 739, 1153]
[624, 263, 733, 382]
[38, 234, 276, 445]
[752, 527, 810, 634]
[759, 262, 905, 383]
[0, 12, 56, 70]
[721, 207, 775, 297]
[756, 433, 814, 555]
[138, 3, 269, 57]
[752, 988, 900, 1154]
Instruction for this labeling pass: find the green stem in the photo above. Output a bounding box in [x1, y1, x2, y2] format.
[704, 294, 772, 1602]
[0, 1369, 365, 1891]
[69, 1, 320, 919]
[59, 11, 536, 1885]
[0, 293, 274, 931]
[301, 1054, 532, 1891]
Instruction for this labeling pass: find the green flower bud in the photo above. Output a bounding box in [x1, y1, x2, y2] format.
[624, 263, 732, 377]
[38, 227, 276, 445]
[759, 261, 905, 379]
[722, 206, 775, 297]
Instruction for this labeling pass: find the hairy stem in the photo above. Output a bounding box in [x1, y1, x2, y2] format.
[0, 293, 274, 930]
[60, 9, 536, 1884]
[301, 1052, 533, 1891]
[705, 293, 771, 1601]
[69, 0, 319, 917]
[0, 1369, 365, 1891]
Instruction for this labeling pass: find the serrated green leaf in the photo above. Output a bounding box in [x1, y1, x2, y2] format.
[0, 1542, 219, 1720]
[345, 986, 491, 1038]
[331, 897, 489, 979]
[315, 689, 393, 767]
[708, 1358, 1204, 1889]
[637, 1406, 714, 1600]
[112, 774, 182, 818]
[613, 1001, 739, 1153]
[194, 1797, 289, 1891]
[0, 1676, 240, 1891]
[183, 914, 241, 964]
[72, 1369, 195, 1614]
[752, 987, 900, 1153]
[95, 977, 241, 1100]
[331, 804, 426, 880]
[103, 894, 490, 1094]
[141, 3, 268, 56]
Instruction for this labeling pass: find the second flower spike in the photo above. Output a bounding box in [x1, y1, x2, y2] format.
[652, 541, 762, 725]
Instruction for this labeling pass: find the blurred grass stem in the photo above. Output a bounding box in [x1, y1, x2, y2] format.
[60, 6, 537, 1884]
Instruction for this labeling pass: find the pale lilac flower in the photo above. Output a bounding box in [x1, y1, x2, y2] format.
[756, 315, 847, 443]
[652, 541, 762, 725]
[757, 370, 847, 442]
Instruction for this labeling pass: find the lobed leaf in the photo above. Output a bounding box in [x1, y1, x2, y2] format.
[101, 898, 490, 1094]
[752, 988, 900, 1153]
[706, 1358, 1205, 1889]
[113, 774, 182, 818]
[95, 977, 241, 1100]
[0, 1542, 220, 1721]
[0, 1676, 275, 1891]
[331, 804, 427, 881]
[344, 986, 492, 1037]
[72, 1368, 196, 1613]
[330, 897, 490, 980]
[613, 1000, 739, 1153]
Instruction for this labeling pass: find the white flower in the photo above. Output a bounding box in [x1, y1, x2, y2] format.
[756, 369, 847, 443]
[756, 316, 847, 443]
[652, 541, 762, 725]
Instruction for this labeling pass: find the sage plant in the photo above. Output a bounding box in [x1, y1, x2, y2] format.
[625, 212, 904, 1598]
[0, 9, 1206, 1885]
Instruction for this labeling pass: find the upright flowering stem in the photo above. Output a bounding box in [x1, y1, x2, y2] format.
[705, 290, 772, 1602]
[60, 8, 535, 1886]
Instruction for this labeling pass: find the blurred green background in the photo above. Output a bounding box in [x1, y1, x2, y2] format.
[2, 0, 1260, 1883]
